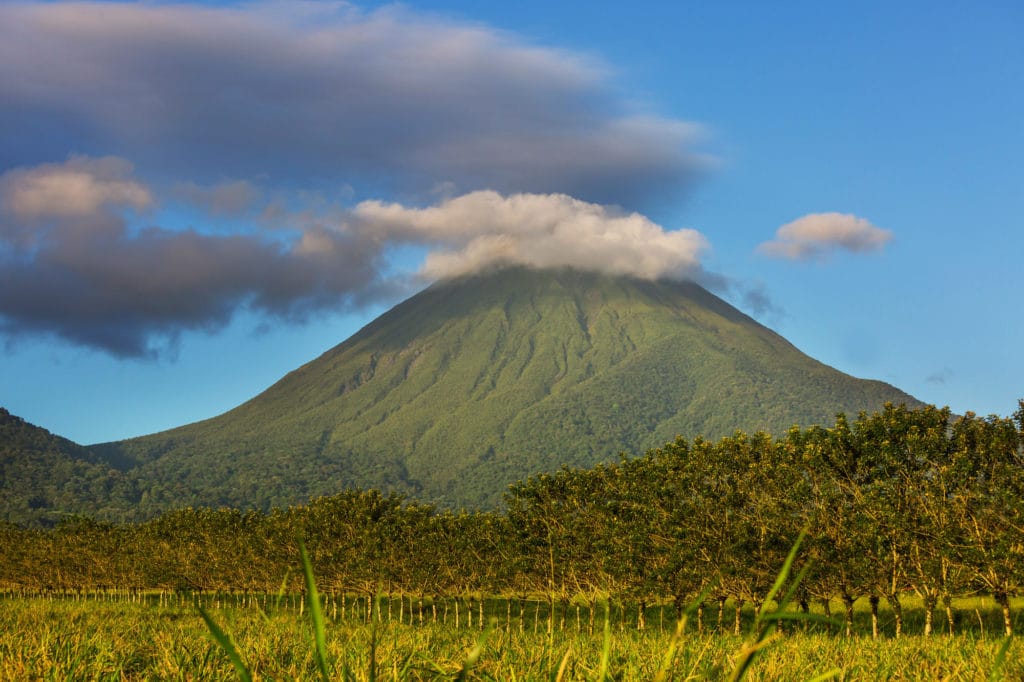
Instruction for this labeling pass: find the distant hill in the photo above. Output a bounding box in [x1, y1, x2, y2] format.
[73, 266, 921, 517]
[0, 407, 138, 525]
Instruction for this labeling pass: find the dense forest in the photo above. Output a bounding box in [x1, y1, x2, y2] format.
[2, 402, 1022, 640]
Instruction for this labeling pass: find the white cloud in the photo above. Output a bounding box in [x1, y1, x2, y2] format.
[0, 155, 152, 221]
[355, 190, 709, 281]
[758, 212, 892, 261]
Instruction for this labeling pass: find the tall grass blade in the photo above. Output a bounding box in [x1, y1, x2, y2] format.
[369, 617, 378, 682]
[455, 619, 493, 681]
[597, 600, 612, 682]
[196, 604, 253, 682]
[762, 529, 806, 614]
[990, 635, 1013, 681]
[554, 647, 572, 682]
[805, 668, 843, 682]
[728, 531, 810, 681]
[653, 613, 687, 682]
[655, 581, 719, 682]
[274, 568, 291, 611]
[298, 539, 331, 682]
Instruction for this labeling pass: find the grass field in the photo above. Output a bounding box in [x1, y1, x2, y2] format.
[0, 594, 1018, 680]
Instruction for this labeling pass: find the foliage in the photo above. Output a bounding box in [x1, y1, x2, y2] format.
[3, 402, 1022, 644]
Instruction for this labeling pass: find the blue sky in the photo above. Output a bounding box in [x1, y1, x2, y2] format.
[1, 0, 1021, 444]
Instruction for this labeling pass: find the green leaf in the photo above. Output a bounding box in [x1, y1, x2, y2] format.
[197, 604, 252, 682]
[298, 538, 331, 682]
[990, 635, 1013, 681]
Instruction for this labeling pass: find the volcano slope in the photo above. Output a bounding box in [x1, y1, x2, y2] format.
[96, 267, 920, 511]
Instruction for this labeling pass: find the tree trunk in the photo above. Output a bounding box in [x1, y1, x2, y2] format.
[822, 598, 833, 636]
[733, 599, 743, 635]
[869, 595, 880, 639]
[480, 598, 485, 630]
[996, 590, 1013, 637]
[455, 598, 460, 629]
[697, 601, 704, 634]
[839, 593, 856, 634]
[886, 592, 904, 638]
[942, 593, 954, 635]
[637, 600, 646, 631]
[588, 598, 595, 636]
[922, 594, 937, 636]
[717, 596, 726, 632]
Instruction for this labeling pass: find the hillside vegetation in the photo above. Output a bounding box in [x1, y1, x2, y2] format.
[0, 408, 139, 524]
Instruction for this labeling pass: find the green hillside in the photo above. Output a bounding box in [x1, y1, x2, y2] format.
[0, 408, 139, 525]
[93, 267, 921, 513]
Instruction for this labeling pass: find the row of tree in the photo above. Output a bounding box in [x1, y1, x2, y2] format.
[1, 402, 1022, 638]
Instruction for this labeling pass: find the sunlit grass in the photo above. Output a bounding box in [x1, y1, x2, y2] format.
[0, 596, 1018, 680]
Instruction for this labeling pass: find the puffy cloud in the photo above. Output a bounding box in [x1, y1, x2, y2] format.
[758, 212, 893, 261]
[355, 191, 709, 281]
[0, 155, 151, 221]
[0, 1, 706, 208]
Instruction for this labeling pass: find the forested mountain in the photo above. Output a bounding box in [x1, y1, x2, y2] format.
[2, 267, 923, 522]
[73, 266, 921, 517]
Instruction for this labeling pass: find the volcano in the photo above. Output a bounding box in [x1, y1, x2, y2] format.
[86, 267, 920, 513]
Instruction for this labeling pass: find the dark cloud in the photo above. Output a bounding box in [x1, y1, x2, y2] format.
[0, 158, 399, 357]
[0, 223, 394, 357]
[0, 1, 706, 208]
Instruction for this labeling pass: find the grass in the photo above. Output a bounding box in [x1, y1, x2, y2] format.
[0, 595, 1017, 680]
